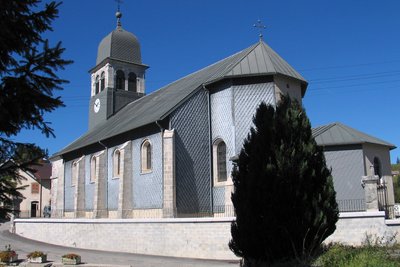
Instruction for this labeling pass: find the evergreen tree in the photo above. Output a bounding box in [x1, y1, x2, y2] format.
[229, 95, 339, 266]
[0, 0, 72, 218]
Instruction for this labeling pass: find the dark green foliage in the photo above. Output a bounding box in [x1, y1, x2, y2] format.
[229, 95, 339, 265]
[0, 0, 71, 218]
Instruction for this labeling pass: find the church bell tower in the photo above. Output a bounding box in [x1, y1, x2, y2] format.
[88, 10, 148, 130]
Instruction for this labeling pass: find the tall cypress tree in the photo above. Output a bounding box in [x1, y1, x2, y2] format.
[229, 95, 338, 266]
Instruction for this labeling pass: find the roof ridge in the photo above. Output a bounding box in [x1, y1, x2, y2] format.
[313, 122, 336, 136]
[205, 42, 260, 83]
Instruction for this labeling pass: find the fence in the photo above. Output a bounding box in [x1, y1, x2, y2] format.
[12, 200, 375, 219]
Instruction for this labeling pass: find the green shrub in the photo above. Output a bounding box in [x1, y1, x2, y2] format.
[314, 244, 400, 267]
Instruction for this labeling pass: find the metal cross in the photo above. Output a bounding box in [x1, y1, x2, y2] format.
[115, 0, 123, 12]
[253, 19, 267, 40]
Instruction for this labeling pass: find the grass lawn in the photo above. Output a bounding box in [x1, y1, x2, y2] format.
[312, 244, 400, 267]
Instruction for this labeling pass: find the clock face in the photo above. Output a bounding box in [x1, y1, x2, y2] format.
[94, 98, 100, 113]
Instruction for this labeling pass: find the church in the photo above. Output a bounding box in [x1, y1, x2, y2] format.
[50, 11, 395, 220]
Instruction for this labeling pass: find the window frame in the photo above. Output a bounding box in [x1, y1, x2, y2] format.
[31, 182, 40, 194]
[128, 72, 137, 92]
[95, 75, 100, 95]
[71, 161, 79, 187]
[113, 149, 122, 179]
[141, 139, 152, 173]
[115, 70, 125, 90]
[212, 138, 229, 186]
[90, 155, 99, 183]
[100, 71, 105, 91]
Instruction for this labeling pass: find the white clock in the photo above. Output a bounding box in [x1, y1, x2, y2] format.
[94, 98, 101, 113]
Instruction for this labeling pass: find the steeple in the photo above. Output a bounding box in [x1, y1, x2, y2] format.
[88, 6, 149, 130]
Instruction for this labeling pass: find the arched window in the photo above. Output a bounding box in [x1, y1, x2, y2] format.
[216, 141, 227, 182]
[115, 70, 125, 90]
[95, 75, 100, 95]
[113, 149, 122, 178]
[373, 157, 382, 178]
[128, 72, 137, 92]
[141, 140, 152, 172]
[100, 71, 105, 91]
[90, 156, 98, 183]
[71, 161, 78, 186]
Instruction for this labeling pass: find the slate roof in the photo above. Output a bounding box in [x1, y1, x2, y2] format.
[56, 40, 307, 157]
[312, 122, 396, 149]
[96, 26, 142, 65]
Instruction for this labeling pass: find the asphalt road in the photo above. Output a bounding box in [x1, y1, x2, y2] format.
[0, 221, 239, 267]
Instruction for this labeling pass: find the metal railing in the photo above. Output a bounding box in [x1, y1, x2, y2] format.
[337, 199, 366, 212]
[14, 200, 381, 219]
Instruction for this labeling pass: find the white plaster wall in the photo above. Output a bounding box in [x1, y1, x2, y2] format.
[363, 143, 395, 205]
[274, 75, 303, 104]
[17, 170, 51, 216]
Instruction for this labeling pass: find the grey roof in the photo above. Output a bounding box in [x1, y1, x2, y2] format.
[96, 26, 142, 65]
[312, 122, 396, 149]
[57, 40, 307, 156]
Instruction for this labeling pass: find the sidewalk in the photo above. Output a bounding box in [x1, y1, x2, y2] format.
[0, 221, 238, 267]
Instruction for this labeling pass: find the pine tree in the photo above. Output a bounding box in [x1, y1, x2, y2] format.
[229, 95, 338, 266]
[0, 0, 72, 218]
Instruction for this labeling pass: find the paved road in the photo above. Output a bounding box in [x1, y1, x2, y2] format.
[0, 221, 239, 267]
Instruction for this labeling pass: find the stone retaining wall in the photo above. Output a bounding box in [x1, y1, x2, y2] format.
[14, 212, 400, 260]
[14, 217, 237, 260]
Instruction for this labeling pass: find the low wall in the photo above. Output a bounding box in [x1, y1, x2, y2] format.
[325, 211, 400, 245]
[13, 217, 237, 260]
[13, 211, 400, 260]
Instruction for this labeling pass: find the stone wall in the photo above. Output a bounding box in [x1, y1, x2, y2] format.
[14, 212, 400, 260]
[14, 217, 237, 260]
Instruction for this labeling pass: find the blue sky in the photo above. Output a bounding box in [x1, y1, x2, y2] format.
[14, 0, 399, 163]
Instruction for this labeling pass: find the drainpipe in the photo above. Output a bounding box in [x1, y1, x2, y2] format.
[203, 84, 214, 214]
[98, 141, 108, 214]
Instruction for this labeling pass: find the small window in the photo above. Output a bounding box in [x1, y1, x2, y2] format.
[141, 140, 152, 172]
[31, 183, 39, 194]
[113, 149, 122, 178]
[216, 141, 227, 182]
[90, 156, 98, 183]
[213, 139, 228, 184]
[95, 75, 100, 94]
[100, 71, 105, 91]
[128, 72, 137, 92]
[116, 70, 125, 90]
[71, 161, 78, 186]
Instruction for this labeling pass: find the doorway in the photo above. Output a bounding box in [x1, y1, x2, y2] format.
[31, 201, 39, 217]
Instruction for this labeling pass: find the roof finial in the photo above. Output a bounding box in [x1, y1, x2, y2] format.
[115, 0, 123, 28]
[253, 19, 266, 41]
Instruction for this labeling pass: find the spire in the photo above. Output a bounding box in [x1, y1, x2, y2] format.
[115, 0, 123, 28]
[253, 19, 266, 41]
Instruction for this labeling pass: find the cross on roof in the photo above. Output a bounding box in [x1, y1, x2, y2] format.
[115, 0, 123, 12]
[253, 19, 267, 40]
